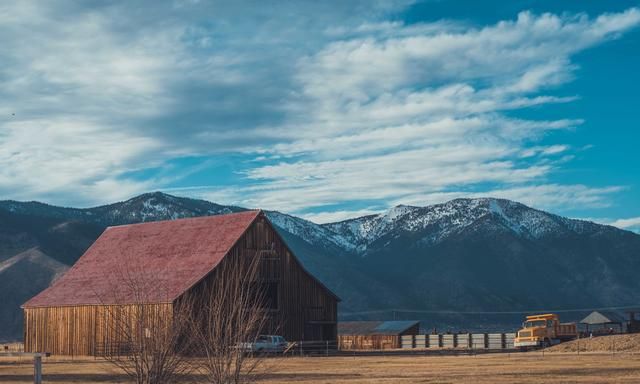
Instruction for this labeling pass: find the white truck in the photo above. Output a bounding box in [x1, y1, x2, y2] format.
[238, 335, 289, 353]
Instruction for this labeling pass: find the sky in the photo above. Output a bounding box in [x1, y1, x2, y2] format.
[0, 1, 639, 231]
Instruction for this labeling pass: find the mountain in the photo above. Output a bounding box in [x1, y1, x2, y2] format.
[0, 192, 245, 228]
[1, 193, 639, 340]
[320, 199, 640, 311]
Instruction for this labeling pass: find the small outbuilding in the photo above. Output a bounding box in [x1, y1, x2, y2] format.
[338, 320, 420, 350]
[580, 311, 626, 334]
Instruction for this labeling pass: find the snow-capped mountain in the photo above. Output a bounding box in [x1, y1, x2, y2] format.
[1, 192, 639, 339]
[321, 198, 613, 254]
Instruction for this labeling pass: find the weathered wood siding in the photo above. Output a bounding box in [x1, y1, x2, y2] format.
[338, 335, 400, 350]
[338, 325, 420, 350]
[24, 303, 172, 355]
[188, 215, 338, 342]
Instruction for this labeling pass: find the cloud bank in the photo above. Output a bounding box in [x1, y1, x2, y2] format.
[0, 2, 638, 221]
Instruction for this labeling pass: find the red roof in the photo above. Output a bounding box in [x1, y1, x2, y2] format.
[23, 210, 261, 307]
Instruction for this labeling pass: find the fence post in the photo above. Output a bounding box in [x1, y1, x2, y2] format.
[34, 353, 42, 384]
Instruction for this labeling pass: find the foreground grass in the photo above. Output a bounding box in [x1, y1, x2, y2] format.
[2, 352, 640, 383]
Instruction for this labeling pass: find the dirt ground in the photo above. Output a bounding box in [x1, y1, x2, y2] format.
[548, 333, 640, 353]
[2, 351, 640, 383]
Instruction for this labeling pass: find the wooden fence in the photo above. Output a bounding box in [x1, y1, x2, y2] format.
[400, 333, 516, 350]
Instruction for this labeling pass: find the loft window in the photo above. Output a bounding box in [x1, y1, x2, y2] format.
[259, 242, 279, 260]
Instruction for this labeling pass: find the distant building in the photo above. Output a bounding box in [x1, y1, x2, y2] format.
[338, 320, 420, 350]
[580, 311, 626, 334]
[22, 211, 339, 355]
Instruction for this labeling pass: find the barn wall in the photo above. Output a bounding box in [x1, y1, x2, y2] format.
[186, 214, 338, 342]
[24, 303, 173, 355]
[338, 335, 399, 350]
[338, 325, 418, 350]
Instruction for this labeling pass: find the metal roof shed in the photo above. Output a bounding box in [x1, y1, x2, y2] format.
[580, 311, 626, 334]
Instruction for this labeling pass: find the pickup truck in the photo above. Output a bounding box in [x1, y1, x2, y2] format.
[238, 335, 289, 353]
[514, 313, 577, 349]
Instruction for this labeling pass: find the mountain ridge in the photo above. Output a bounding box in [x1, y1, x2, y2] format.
[1, 192, 639, 340]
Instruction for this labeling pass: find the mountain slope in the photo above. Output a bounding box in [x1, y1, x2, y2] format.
[0, 248, 68, 340]
[320, 198, 640, 311]
[0, 192, 245, 227]
[1, 193, 639, 339]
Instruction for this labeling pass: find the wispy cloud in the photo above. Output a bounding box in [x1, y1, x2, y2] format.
[222, 8, 639, 215]
[582, 216, 640, 234]
[0, 2, 638, 218]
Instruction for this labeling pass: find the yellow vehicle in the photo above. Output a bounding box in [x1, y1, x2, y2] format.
[514, 313, 577, 348]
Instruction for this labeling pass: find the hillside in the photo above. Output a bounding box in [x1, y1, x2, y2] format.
[1, 193, 640, 340]
[547, 333, 640, 353]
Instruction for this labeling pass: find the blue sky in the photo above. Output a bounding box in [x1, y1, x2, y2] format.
[0, 1, 638, 231]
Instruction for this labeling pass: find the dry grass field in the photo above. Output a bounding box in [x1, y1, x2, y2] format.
[2, 351, 640, 383]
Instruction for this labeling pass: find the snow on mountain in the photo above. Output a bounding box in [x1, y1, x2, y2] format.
[265, 211, 358, 252]
[1, 193, 613, 256]
[321, 198, 613, 253]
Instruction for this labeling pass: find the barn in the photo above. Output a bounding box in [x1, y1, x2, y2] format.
[338, 321, 420, 350]
[22, 210, 339, 355]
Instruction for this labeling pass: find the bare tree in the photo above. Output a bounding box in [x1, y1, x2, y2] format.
[97, 248, 278, 384]
[97, 262, 196, 384]
[187, 251, 278, 384]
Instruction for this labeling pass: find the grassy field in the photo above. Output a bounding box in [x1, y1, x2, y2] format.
[2, 352, 640, 383]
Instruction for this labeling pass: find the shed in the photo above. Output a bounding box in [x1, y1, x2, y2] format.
[22, 210, 339, 355]
[338, 320, 420, 350]
[580, 311, 626, 334]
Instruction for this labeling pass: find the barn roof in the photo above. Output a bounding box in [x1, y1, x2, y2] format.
[338, 321, 420, 336]
[580, 311, 626, 325]
[23, 210, 262, 307]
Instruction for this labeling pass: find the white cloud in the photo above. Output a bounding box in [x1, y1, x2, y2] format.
[300, 209, 381, 224]
[232, 8, 639, 215]
[581, 216, 640, 234]
[610, 217, 640, 229]
[0, 3, 638, 217]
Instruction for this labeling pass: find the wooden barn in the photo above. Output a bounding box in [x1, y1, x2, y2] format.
[338, 321, 420, 350]
[22, 210, 339, 355]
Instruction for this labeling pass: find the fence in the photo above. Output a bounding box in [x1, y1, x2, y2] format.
[93, 342, 133, 357]
[292, 340, 338, 356]
[400, 333, 516, 350]
[1, 343, 24, 355]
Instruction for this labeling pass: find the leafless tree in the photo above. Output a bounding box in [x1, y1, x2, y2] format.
[97, 248, 279, 384]
[97, 262, 196, 384]
[187, 250, 279, 384]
